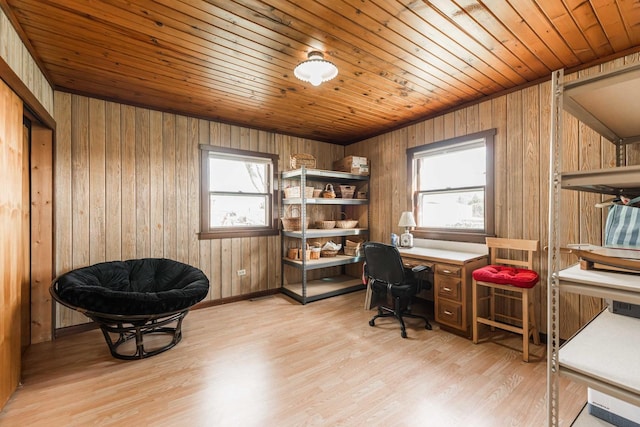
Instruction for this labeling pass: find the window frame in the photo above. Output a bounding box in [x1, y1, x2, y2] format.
[199, 145, 279, 239]
[407, 129, 496, 243]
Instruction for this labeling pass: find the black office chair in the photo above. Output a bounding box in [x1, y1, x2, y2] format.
[363, 242, 432, 338]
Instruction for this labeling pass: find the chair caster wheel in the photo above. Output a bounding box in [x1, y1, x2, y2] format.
[369, 320, 375, 327]
[401, 331, 407, 338]
[426, 323, 432, 330]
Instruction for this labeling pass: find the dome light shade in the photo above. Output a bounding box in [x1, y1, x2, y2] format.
[294, 51, 338, 86]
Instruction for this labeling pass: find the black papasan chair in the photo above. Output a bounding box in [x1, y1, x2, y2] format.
[50, 258, 209, 360]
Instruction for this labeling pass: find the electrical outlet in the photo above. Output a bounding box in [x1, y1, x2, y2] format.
[237, 269, 246, 276]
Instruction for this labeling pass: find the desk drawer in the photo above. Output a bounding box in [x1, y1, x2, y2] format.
[437, 300, 462, 329]
[435, 264, 461, 277]
[436, 276, 462, 302]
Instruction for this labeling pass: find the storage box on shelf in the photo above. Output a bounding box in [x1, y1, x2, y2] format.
[587, 387, 640, 426]
[280, 166, 370, 304]
[611, 300, 640, 319]
[547, 63, 640, 426]
[333, 155, 369, 175]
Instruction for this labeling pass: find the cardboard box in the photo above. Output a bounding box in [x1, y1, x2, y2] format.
[588, 388, 640, 427]
[333, 156, 369, 175]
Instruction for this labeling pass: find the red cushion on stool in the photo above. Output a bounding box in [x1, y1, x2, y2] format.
[472, 265, 539, 289]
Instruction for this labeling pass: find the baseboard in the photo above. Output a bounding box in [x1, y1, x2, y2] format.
[192, 289, 280, 309]
[54, 321, 99, 339]
[53, 289, 282, 339]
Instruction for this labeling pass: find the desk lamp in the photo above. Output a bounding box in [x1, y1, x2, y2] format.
[398, 211, 416, 248]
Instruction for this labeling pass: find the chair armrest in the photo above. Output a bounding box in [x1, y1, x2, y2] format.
[411, 265, 429, 273]
[409, 265, 432, 292]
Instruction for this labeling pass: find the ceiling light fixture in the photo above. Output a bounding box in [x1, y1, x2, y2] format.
[294, 51, 338, 86]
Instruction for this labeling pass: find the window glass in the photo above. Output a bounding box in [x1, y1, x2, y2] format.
[209, 194, 269, 227]
[408, 129, 495, 243]
[419, 144, 485, 190]
[209, 157, 268, 193]
[418, 189, 485, 230]
[200, 146, 278, 239]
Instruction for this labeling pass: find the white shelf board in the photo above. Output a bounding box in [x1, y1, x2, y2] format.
[563, 62, 640, 144]
[559, 264, 640, 305]
[559, 309, 640, 406]
[561, 165, 640, 195]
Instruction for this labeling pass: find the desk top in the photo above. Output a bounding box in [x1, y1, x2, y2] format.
[398, 246, 487, 265]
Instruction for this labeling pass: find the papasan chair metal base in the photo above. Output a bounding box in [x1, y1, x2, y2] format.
[85, 309, 189, 360]
[51, 258, 210, 360]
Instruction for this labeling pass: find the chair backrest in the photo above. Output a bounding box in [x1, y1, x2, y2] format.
[486, 237, 539, 270]
[362, 242, 406, 286]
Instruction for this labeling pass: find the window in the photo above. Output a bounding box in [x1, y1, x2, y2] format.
[200, 145, 279, 239]
[407, 129, 495, 243]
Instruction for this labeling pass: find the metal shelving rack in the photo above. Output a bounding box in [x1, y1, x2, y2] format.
[547, 63, 640, 426]
[280, 167, 369, 304]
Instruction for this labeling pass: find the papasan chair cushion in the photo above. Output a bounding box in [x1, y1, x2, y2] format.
[55, 258, 209, 316]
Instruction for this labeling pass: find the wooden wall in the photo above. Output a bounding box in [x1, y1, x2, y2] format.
[0, 78, 26, 409]
[346, 53, 640, 338]
[30, 124, 54, 344]
[0, 6, 53, 115]
[53, 92, 344, 328]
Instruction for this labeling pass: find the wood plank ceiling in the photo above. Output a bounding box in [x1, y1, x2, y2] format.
[3, 0, 640, 144]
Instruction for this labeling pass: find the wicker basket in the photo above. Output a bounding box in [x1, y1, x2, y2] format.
[310, 247, 321, 259]
[281, 207, 309, 231]
[345, 238, 362, 247]
[344, 246, 360, 257]
[290, 153, 316, 169]
[284, 186, 314, 199]
[300, 248, 312, 260]
[336, 217, 358, 228]
[287, 245, 311, 260]
[320, 249, 339, 257]
[315, 220, 336, 229]
[338, 185, 356, 199]
[344, 239, 362, 257]
[335, 212, 358, 229]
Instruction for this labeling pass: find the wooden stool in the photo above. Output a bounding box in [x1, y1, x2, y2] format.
[472, 237, 540, 362]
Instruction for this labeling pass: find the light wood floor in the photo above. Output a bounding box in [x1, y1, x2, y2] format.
[1, 290, 585, 426]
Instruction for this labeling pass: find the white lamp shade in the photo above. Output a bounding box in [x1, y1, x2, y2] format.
[294, 51, 338, 86]
[398, 211, 416, 228]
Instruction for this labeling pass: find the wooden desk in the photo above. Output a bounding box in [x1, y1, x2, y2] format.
[366, 246, 487, 339]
